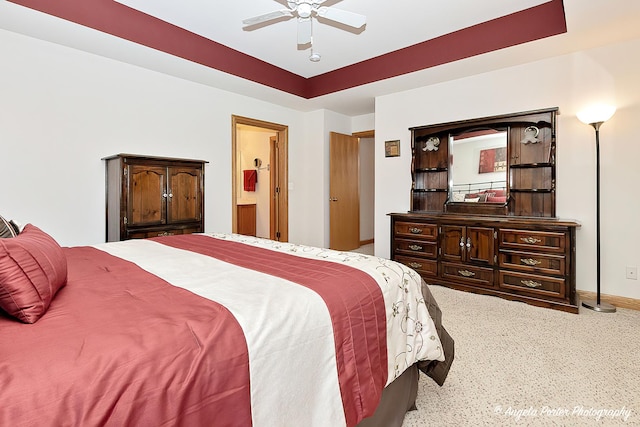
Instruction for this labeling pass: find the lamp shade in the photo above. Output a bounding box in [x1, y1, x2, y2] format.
[577, 105, 616, 125]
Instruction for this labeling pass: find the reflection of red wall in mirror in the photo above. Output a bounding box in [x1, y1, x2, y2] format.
[478, 147, 507, 173]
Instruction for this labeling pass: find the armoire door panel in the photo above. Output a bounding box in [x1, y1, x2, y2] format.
[168, 167, 202, 223]
[127, 165, 166, 226]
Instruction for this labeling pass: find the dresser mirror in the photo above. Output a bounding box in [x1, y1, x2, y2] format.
[410, 107, 557, 217]
[449, 129, 508, 204]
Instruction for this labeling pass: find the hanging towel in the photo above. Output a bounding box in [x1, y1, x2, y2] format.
[243, 169, 257, 192]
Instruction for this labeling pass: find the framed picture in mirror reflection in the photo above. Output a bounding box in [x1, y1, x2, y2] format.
[478, 147, 507, 173]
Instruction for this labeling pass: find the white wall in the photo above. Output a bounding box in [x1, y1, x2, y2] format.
[0, 28, 325, 248]
[375, 37, 640, 300]
[352, 113, 375, 133]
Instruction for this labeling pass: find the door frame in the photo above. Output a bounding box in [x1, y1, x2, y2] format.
[352, 130, 375, 139]
[231, 115, 289, 242]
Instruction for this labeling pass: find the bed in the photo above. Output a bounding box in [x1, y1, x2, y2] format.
[0, 219, 453, 427]
[451, 182, 508, 203]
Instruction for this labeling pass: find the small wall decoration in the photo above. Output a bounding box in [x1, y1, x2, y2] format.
[479, 147, 507, 173]
[385, 140, 400, 157]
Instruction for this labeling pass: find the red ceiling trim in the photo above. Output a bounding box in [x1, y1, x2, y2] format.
[8, 0, 309, 97]
[307, 0, 567, 97]
[8, 0, 566, 100]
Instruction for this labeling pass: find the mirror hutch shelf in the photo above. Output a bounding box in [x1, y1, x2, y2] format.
[390, 108, 580, 313]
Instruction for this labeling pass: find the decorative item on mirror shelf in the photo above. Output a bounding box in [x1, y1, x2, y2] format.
[422, 136, 440, 152]
[520, 126, 540, 144]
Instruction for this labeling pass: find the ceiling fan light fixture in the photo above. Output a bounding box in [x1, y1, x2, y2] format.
[243, 0, 366, 61]
[297, 2, 313, 19]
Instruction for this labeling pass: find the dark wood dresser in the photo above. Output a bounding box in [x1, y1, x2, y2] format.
[390, 108, 581, 313]
[390, 213, 579, 313]
[104, 154, 207, 241]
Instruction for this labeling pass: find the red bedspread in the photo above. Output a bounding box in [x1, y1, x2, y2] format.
[0, 246, 252, 426]
[0, 235, 390, 426]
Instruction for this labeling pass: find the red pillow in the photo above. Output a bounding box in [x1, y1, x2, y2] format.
[0, 224, 67, 323]
[487, 196, 507, 203]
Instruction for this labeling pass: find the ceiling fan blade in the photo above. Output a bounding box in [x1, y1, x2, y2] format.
[316, 7, 366, 29]
[243, 10, 293, 27]
[297, 17, 312, 45]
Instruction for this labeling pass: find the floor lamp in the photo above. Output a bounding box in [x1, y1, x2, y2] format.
[577, 105, 616, 313]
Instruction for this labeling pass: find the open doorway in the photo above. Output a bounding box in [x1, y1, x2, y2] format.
[232, 116, 288, 242]
[356, 131, 375, 254]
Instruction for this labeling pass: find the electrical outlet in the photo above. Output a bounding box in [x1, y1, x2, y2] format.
[626, 266, 638, 280]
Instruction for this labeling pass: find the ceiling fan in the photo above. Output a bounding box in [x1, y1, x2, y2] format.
[242, 1, 366, 60]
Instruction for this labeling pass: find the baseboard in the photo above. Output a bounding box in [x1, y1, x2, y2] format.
[359, 239, 374, 246]
[576, 290, 640, 311]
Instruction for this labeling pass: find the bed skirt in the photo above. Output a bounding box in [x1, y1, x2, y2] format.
[356, 363, 419, 427]
[357, 281, 455, 427]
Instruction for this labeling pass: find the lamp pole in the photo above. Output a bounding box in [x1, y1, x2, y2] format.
[581, 121, 616, 313]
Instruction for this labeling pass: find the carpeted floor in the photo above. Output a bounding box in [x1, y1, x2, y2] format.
[402, 285, 639, 426]
[352, 243, 374, 255]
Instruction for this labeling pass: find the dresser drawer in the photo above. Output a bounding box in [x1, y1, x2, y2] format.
[395, 256, 438, 278]
[499, 229, 566, 253]
[394, 239, 438, 258]
[394, 222, 437, 240]
[498, 271, 565, 298]
[499, 250, 565, 276]
[441, 262, 494, 288]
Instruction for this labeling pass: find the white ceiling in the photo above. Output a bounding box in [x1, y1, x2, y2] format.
[113, 0, 550, 78]
[2, 0, 640, 116]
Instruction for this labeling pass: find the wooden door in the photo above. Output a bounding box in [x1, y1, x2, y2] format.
[127, 164, 166, 226]
[330, 132, 360, 251]
[167, 166, 202, 224]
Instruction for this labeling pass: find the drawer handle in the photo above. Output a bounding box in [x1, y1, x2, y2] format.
[409, 227, 423, 234]
[157, 231, 175, 237]
[520, 236, 542, 244]
[458, 270, 476, 277]
[521, 279, 542, 288]
[521, 258, 542, 266]
[409, 245, 423, 251]
[408, 262, 422, 269]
